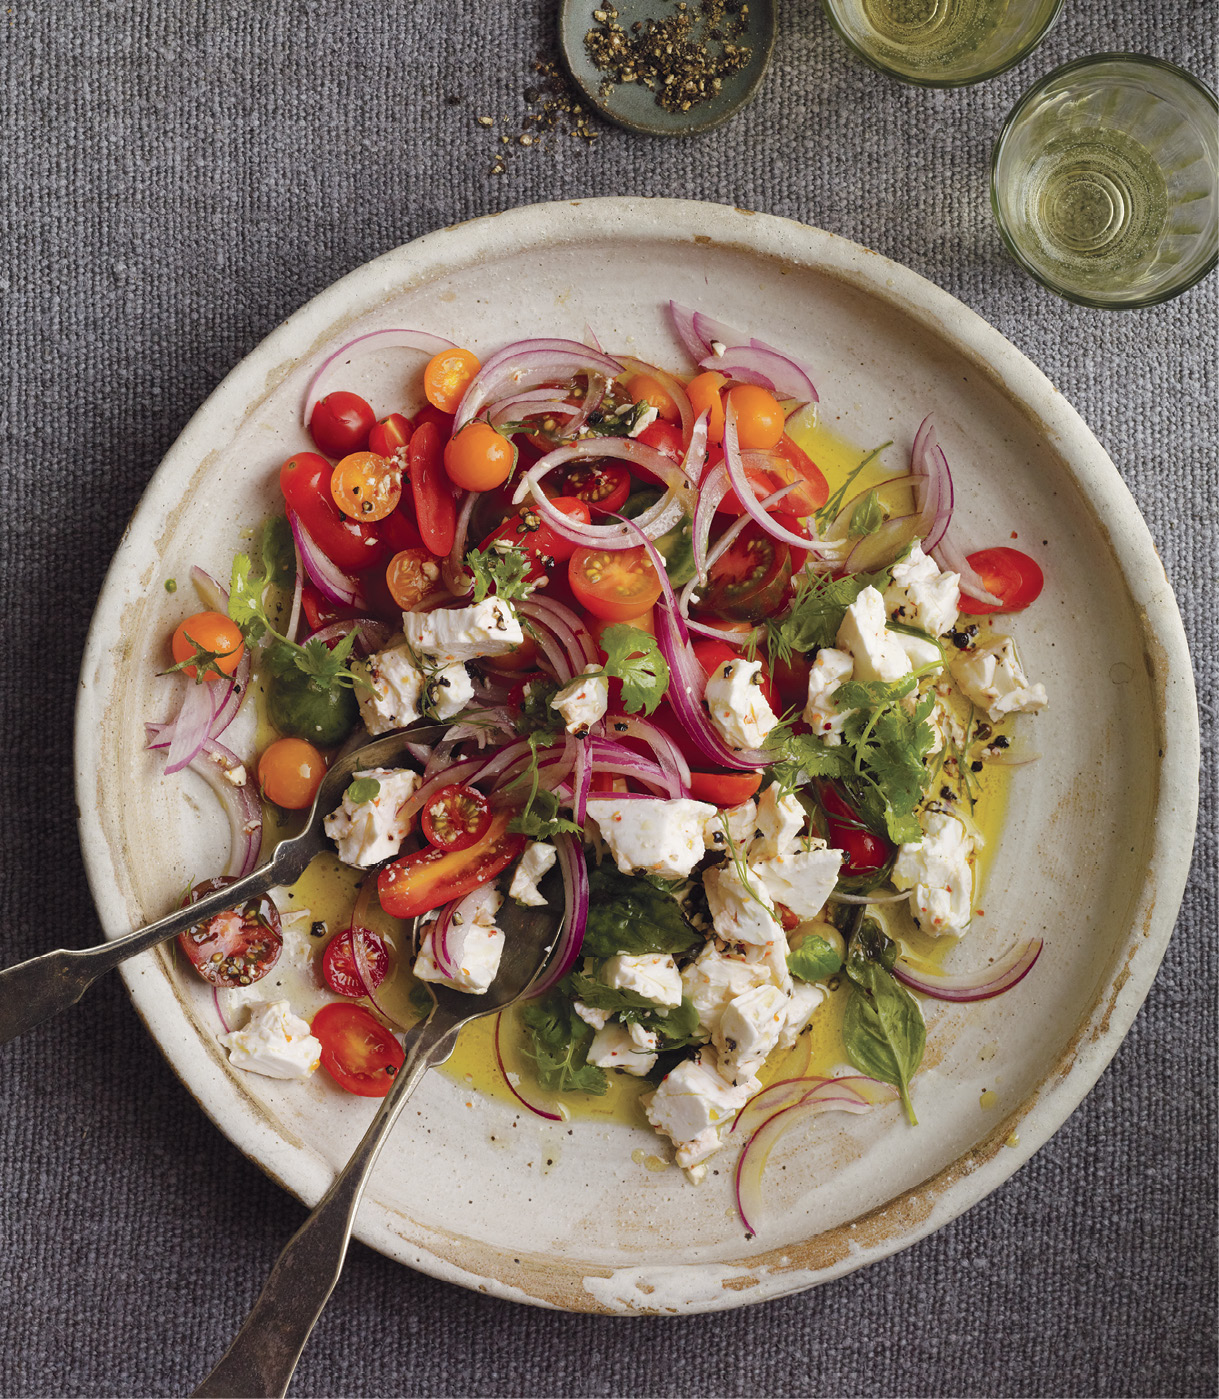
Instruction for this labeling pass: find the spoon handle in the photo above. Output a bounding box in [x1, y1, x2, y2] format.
[192, 1009, 463, 1399]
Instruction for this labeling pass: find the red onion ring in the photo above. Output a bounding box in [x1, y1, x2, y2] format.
[668, 301, 707, 363]
[519, 595, 598, 666]
[208, 647, 252, 742]
[162, 680, 218, 776]
[525, 833, 588, 998]
[159, 737, 262, 877]
[287, 509, 366, 609]
[691, 308, 747, 353]
[494, 1014, 563, 1121]
[487, 389, 585, 432]
[442, 491, 478, 599]
[893, 938, 1043, 1002]
[909, 415, 955, 555]
[931, 533, 1003, 608]
[189, 565, 229, 611]
[304, 618, 392, 655]
[618, 355, 697, 445]
[454, 339, 623, 432]
[701, 344, 818, 405]
[303, 327, 456, 426]
[604, 715, 691, 794]
[572, 741, 591, 825]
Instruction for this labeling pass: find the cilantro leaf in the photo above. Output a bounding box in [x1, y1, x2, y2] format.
[345, 777, 381, 805]
[763, 568, 890, 668]
[582, 865, 701, 959]
[520, 993, 608, 1095]
[517, 676, 564, 740]
[565, 971, 657, 1013]
[466, 542, 537, 603]
[261, 516, 296, 591]
[507, 786, 582, 840]
[596, 624, 669, 715]
[788, 935, 843, 982]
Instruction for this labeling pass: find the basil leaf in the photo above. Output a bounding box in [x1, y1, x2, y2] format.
[582, 865, 701, 959]
[842, 949, 924, 1124]
[345, 777, 381, 805]
[849, 490, 884, 538]
[787, 935, 843, 982]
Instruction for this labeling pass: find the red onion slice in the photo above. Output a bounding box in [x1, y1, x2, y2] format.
[303, 328, 456, 426]
[190, 565, 229, 612]
[287, 509, 366, 609]
[525, 833, 588, 998]
[518, 598, 594, 678]
[572, 741, 591, 825]
[702, 344, 818, 405]
[454, 340, 623, 431]
[893, 938, 1043, 1003]
[668, 301, 708, 362]
[519, 595, 598, 665]
[208, 648, 252, 742]
[732, 1074, 891, 1138]
[691, 308, 747, 353]
[304, 617, 392, 655]
[608, 715, 691, 794]
[931, 533, 1003, 608]
[843, 513, 921, 574]
[163, 680, 219, 776]
[442, 491, 478, 599]
[162, 737, 263, 878]
[618, 355, 697, 446]
[494, 1014, 563, 1121]
[909, 415, 955, 554]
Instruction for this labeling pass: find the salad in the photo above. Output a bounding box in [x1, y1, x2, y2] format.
[152, 303, 1048, 1231]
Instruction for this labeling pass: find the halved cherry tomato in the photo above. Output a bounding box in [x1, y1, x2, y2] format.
[331, 451, 402, 521]
[375, 507, 423, 557]
[959, 546, 1045, 616]
[386, 547, 442, 610]
[368, 412, 412, 458]
[280, 452, 387, 572]
[424, 347, 481, 413]
[310, 391, 375, 458]
[421, 784, 491, 852]
[300, 581, 361, 633]
[635, 419, 685, 462]
[771, 434, 830, 513]
[322, 926, 389, 999]
[727, 384, 785, 450]
[378, 808, 526, 919]
[569, 543, 663, 622]
[443, 421, 516, 492]
[772, 651, 813, 711]
[178, 877, 282, 987]
[481, 632, 540, 672]
[692, 638, 778, 713]
[171, 611, 244, 681]
[483, 496, 592, 571]
[688, 770, 763, 807]
[312, 1002, 405, 1097]
[563, 461, 632, 515]
[257, 737, 326, 809]
[408, 421, 457, 556]
[818, 782, 893, 878]
[687, 371, 727, 445]
[624, 372, 680, 422]
[700, 525, 792, 622]
[412, 404, 456, 439]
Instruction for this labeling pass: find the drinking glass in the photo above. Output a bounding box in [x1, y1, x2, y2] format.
[991, 54, 1219, 308]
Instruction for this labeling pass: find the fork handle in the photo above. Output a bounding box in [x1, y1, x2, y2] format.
[192, 1009, 462, 1399]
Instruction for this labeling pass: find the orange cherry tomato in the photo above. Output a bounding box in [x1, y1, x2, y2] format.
[443, 421, 517, 492]
[624, 372, 680, 422]
[385, 547, 442, 610]
[687, 371, 727, 445]
[568, 545, 663, 622]
[171, 611, 245, 681]
[588, 608, 655, 649]
[424, 348, 481, 414]
[257, 738, 326, 809]
[312, 1003, 405, 1097]
[727, 384, 785, 450]
[378, 808, 526, 919]
[330, 451, 403, 521]
[483, 632, 540, 671]
[959, 547, 1045, 615]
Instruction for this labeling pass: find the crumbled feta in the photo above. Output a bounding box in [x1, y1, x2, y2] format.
[601, 952, 684, 1008]
[219, 1001, 321, 1080]
[894, 630, 943, 673]
[777, 981, 827, 1049]
[739, 930, 793, 996]
[645, 1049, 760, 1168]
[573, 1000, 609, 1031]
[749, 845, 842, 920]
[703, 799, 758, 853]
[714, 984, 789, 1084]
[508, 841, 557, 906]
[413, 887, 505, 993]
[586, 796, 716, 879]
[353, 644, 424, 734]
[628, 404, 660, 437]
[803, 647, 854, 744]
[402, 597, 523, 664]
[627, 1021, 660, 1053]
[951, 636, 1047, 723]
[680, 942, 776, 1037]
[892, 810, 974, 936]
[704, 658, 779, 751]
[588, 1022, 657, 1076]
[883, 543, 960, 637]
[224, 763, 248, 788]
[836, 586, 912, 684]
[703, 861, 784, 946]
[424, 661, 474, 721]
[550, 663, 609, 735]
[323, 767, 420, 868]
[749, 785, 806, 861]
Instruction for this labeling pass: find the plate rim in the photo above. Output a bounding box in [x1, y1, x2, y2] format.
[73, 196, 1201, 1314]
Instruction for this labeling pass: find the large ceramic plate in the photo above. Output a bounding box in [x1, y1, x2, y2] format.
[75, 198, 1198, 1314]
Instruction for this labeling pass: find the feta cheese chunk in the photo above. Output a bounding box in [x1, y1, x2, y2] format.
[714, 984, 790, 1083]
[573, 1000, 609, 1031]
[883, 543, 960, 637]
[704, 658, 779, 752]
[892, 810, 974, 936]
[424, 661, 474, 721]
[586, 797, 716, 880]
[951, 636, 1047, 723]
[703, 799, 758, 854]
[803, 647, 854, 744]
[836, 586, 912, 684]
[628, 404, 660, 437]
[895, 630, 943, 673]
[601, 952, 683, 1008]
[645, 1050, 760, 1168]
[750, 845, 843, 920]
[219, 1001, 321, 1080]
[323, 767, 420, 868]
[550, 663, 609, 735]
[508, 841, 557, 906]
[353, 644, 424, 735]
[749, 785, 806, 861]
[413, 887, 505, 993]
[402, 597, 523, 664]
[777, 981, 827, 1049]
[588, 1022, 657, 1076]
[681, 942, 776, 1037]
[703, 861, 784, 947]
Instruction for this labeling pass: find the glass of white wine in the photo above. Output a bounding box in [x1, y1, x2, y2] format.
[820, 0, 1062, 87]
[992, 54, 1218, 308]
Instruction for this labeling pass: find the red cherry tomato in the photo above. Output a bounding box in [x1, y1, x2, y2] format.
[633, 420, 686, 485]
[312, 1002, 405, 1097]
[772, 651, 813, 712]
[699, 524, 792, 623]
[959, 547, 1045, 616]
[378, 809, 526, 919]
[692, 638, 778, 713]
[408, 420, 457, 557]
[483, 496, 592, 571]
[421, 784, 492, 852]
[178, 877, 282, 988]
[412, 404, 456, 439]
[562, 461, 632, 515]
[309, 391, 376, 459]
[771, 434, 830, 513]
[818, 782, 893, 878]
[569, 544, 663, 622]
[322, 926, 390, 999]
[368, 412, 412, 458]
[280, 452, 387, 572]
[300, 581, 360, 633]
[375, 506, 423, 557]
[687, 770, 764, 807]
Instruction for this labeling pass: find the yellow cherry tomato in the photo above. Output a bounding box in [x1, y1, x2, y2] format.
[171, 611, 245, 681]
[258, 738, 326, 809]
[623, 372, 680, 423]
[727, 383, 785, 450]
[686, 371, 727, 445]
[385, 548, 442, 610]
[424, 347, 481, 413]
[330, 451, 402, 521]
[443, 421, 516, 491]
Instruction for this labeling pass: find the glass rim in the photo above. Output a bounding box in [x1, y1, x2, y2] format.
[990, 52, 1219, 309]
[819, 0, 1064, 89]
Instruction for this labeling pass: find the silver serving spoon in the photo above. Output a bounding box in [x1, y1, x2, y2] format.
[192, 875, 562, 1398]
[0, 724, 452, 1048]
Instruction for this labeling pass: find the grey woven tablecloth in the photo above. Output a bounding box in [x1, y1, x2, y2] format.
[1, 2, 1214, 1395]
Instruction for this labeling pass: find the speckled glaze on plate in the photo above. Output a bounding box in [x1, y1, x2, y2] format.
[75, 198, 1198, 1314]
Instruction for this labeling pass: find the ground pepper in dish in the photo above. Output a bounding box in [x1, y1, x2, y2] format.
[584, 1, 752, 113]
